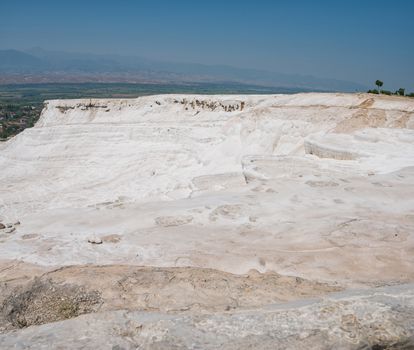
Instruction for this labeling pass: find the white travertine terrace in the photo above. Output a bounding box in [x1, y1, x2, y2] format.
[0, 93, 414, 347]
[1, 93, 413, 279]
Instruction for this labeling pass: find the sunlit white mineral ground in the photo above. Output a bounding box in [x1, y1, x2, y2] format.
[0, 93, 413, 349]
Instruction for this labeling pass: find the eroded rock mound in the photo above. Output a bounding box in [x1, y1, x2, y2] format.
[0, 264, 340, 332]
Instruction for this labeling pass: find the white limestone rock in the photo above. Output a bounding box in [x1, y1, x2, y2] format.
[87, 236, 103, 244]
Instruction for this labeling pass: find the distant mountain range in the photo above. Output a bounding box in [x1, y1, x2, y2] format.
[0, 48, 367, 92]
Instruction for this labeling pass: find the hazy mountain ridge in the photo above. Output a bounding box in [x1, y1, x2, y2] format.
[0, 48, 367, 91]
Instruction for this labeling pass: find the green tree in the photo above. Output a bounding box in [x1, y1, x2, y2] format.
[397, 88, 405, 96]
[375, 80, 384, 93]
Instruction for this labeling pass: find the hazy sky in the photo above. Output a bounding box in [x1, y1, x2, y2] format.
[1, 0, 413, 90]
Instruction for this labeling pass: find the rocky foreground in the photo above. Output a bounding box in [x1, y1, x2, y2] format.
[0, 93, 413, 348]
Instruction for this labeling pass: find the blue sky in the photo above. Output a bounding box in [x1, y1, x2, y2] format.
[1, 0, 413, 90]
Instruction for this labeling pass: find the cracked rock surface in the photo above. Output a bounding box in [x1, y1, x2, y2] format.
[1, 284, 413, 349]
